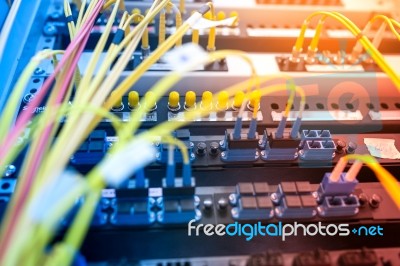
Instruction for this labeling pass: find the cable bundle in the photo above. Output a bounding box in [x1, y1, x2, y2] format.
[0, 2, 399, 265]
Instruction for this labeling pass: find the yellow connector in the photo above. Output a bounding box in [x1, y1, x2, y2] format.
[230, 11, 239, 27]
[111, 91, 123, 110]
[131, 8, 142, 24]
[249, 90, 261, 111]
[128, 91, 140, 109]
[185, 91, 196, 110]
[168, 91, 180, 111]
[217, 11, 226, 21]
[201, 91, 213, 110]
[216, 91, 229, 111]
[232, 91, 245, 110]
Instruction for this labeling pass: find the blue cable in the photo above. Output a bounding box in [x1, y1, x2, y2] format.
[290, 117, 302, 139]
[183, 162, 192, 187]
[275, 116, 287, 138]
[247, 118, 257, 139]
[232, 116, 243, 140]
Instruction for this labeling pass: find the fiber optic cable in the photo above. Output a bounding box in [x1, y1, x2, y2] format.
[159, 9, 166, 45]
[0, 0, 103, 163]
[206, 2, 216, 51]
[0, 1, 105, 258]
[331, 155, 400, 208]
[115, 49, 258, 143]
[41, 0, 168, 187]
[293, 11, 400, 89]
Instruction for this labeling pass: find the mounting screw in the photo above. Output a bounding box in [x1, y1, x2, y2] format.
[196, 142, 207, 156]
[203, 198, 213, 211]
[346, 141, 357, 154]
[218, 197, 228, 210]
[369, 194, 381, 208]
[358, 193, 368, 207]
[43, 23, 57, 36]
[209, 142, 219, 156]
[335, 140, 346, 154]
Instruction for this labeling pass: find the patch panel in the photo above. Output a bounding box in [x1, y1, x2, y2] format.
[275, 54, 383, 73]
[18, 52, 400, 135]
[70, 131, 400, 173]
[78, 180, 400, 229]
[76, 181, 400, 261]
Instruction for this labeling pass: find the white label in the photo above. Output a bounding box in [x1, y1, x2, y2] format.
[191, 17, 237, 30]
[149, 187, 162, 197]
[162, 43, 208, 71]
[102, 189, 116, 198]
[364, 138, 400, 159]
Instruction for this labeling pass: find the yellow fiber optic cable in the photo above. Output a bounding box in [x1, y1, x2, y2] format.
[369, 15, 400, 40]
[0, 50, 64, 143]
[341, 154, 400, 209]
[294, 11, 400, 90]
[159, 10, 166, 45]
[206, 2, 216, 51]
[179, 0, 185, 14]
[175, 12, 183, 46]
[39, 0, 169, 188]
[115, 49, 259, 142]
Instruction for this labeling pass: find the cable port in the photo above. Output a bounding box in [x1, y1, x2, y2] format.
[299, 140, 336, 161]
[299, 130, 335, 161]
[220, 128, 260, 162]
[229, 182, 274, 221]
[315, 172, 360, 217]
[260, 129, 301, 161]
[271, 181, 317, 219]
